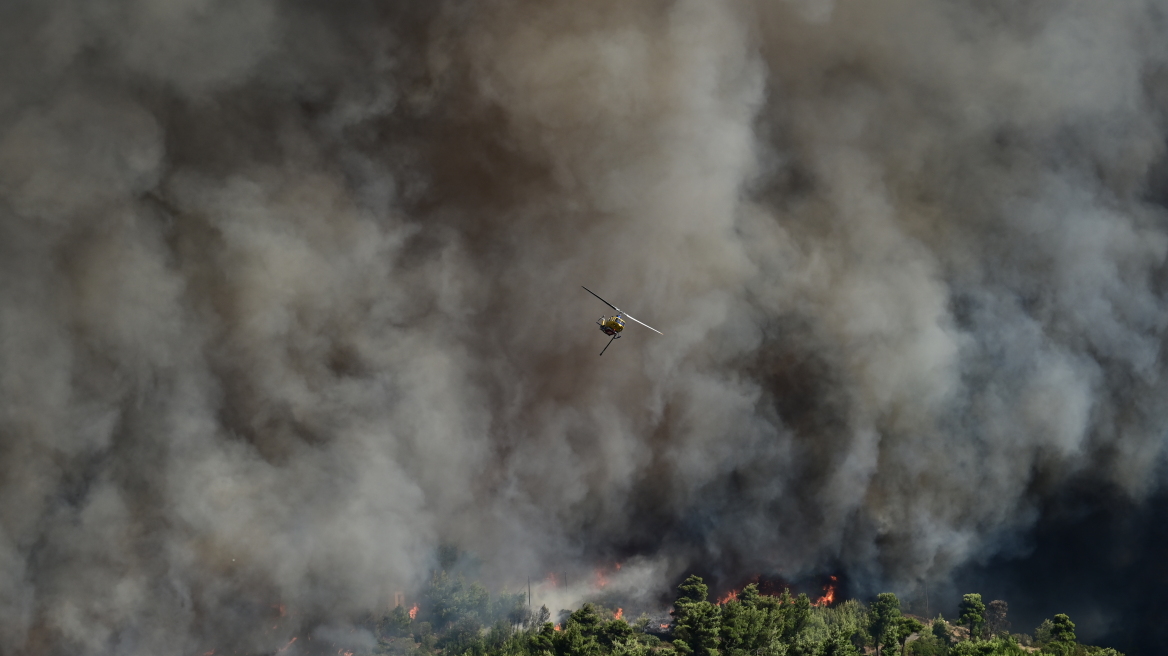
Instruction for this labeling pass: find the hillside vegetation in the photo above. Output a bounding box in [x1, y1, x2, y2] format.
[371, 574, 1123, 656]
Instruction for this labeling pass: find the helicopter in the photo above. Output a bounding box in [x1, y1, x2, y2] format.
[582, 286, 663, 355]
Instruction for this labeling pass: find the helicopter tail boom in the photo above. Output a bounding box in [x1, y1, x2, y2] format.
[599, 335, 616, 356]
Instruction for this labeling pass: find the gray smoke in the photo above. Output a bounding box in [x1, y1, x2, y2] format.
[2, 0, 1167, 653]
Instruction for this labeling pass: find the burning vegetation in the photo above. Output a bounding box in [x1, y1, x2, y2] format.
[813, 577, 838, 608]
[356, 569, 1122, 656]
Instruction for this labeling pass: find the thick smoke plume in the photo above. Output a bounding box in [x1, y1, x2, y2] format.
[2, 0, 1167, 653]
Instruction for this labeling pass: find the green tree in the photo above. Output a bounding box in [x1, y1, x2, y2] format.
[820, 599, 869, 655]
[1034, 619, 1054, 645]
[949, 635, 1026, 655]
[906, 617, 954, 656]
[821, 629, 862, 656]
[599, 617, 633, 650]
[958, 595, 986, 641]
[932, 618, 952, 648]
[896, 617, 925, 656]
[784, 593, 813, 646]
[415, 621, 435, 651]
[439, 615, 485, 654]
[1040, 614, 1076, 655]
[1048, 615, 1075, 644]
[378, 604, 412, 638]
[427, 570, 491, 626]
[671, 576, 722, 656]
[868, 593, 903, 656]
[528, 622, 557, 656]
[677, 575, 711, 604]
[553, 604, 606, 656]
[907, 632, 946, 656]
[610, 634, 651, 656]
[718, 584, 771, 656]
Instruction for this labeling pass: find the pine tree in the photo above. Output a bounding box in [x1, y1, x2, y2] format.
[868, 593, 903, 656]
[957, 594, 985, 641]
[670, 576, 722, 656]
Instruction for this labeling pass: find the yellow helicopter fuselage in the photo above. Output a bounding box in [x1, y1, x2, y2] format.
[598, 315, 625, 336]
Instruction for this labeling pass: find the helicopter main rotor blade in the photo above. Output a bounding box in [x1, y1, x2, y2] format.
[582, 286, 621, 313]
[623, 313, 663, 335]
[599, 335, 616, 356]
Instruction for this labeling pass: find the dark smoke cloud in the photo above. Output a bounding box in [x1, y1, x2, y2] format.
[2, 0, 1167, 653]
[954, 477, 1168, 654]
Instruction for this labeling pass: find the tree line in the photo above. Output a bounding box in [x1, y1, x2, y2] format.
[372, 573, 1123, 656]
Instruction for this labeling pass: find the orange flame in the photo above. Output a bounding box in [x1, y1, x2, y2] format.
[595, 570, 609, 588]
[554, 624, 562, 631]
[276, 637, 298, 653]
[812, 577, 838, 607]
[409, 603, 419, 620]
[614, 608, 623, 620]
[717, 590, 739, 605]
[660, 624, 670, 630]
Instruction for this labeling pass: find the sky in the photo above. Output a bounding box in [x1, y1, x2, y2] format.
[1, 0, 1167, 654]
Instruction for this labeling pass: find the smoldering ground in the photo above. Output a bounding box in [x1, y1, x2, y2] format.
[1, 0, 1168, 653]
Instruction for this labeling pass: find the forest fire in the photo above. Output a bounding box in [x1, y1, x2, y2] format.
[594, 563, 621, 589]
[717, 590, 738, 605]
[276, 637, 298, 653]
[409, 603, 419, 620]
[614, 608, 623, 620]
[812, 577, 838, 607]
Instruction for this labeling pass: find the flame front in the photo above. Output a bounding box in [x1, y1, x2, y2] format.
[717, 590, 738, 605]
[812, 577, 838, 607]
[614, 608, 623, 620]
